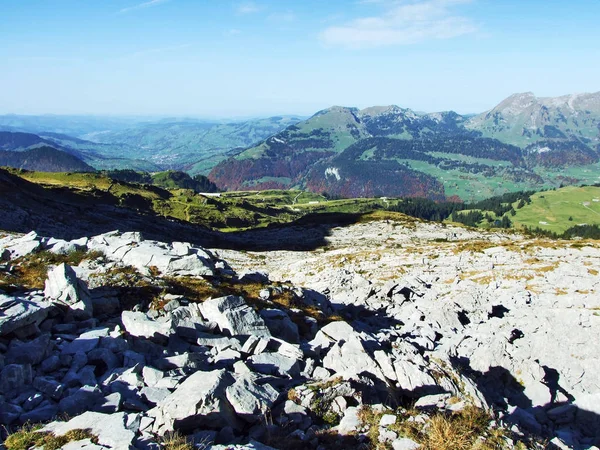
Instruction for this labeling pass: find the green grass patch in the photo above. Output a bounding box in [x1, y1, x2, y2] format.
[511, 185, 600, 233]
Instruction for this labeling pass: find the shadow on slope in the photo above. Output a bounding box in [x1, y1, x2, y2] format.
[449, 356, 600, 449]
[0, 168, 365, 252]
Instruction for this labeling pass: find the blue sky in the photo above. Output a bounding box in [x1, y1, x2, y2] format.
[1, 0, 599, 118]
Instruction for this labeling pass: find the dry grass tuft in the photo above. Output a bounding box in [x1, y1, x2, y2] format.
[161, 431, 195, 450]
[0, 250, 104, 290]
[4, 425, 97, 450]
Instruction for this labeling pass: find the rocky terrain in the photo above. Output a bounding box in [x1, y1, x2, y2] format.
[1, 220, 599, 449]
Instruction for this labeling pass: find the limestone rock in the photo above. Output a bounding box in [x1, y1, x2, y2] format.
[225, 374, 280, 421]
[42, 412, 136, 449]
[150, 369, 239, 433]
[247, 353, 301, 378]
[0, 295, 50, 336]
[259, 309, 300, 343]
[121, 311, 173, 342]
[323, 336, 385, 382]
[199, 296, 271, 338]
[5, 333, 51, 365]
[44, 263, 93, 319]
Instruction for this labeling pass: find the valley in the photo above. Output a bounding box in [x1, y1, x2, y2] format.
[2, 92, 599, 203]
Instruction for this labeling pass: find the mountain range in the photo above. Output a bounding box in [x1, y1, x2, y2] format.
[1, 92, 599, 201]
[209, 92, 600, 201]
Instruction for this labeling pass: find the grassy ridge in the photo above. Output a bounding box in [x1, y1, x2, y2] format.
[7, 169, 600, 237]
[511, 186, 600, 233]
[6, 169, 411, 232]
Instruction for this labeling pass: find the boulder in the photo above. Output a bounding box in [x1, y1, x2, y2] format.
[394, 360, 437, 396]
[323, 336, 385, 382]
[61, 328, 110, 355]
[48, 238, 79, 255]
[259, 309, 300, 343]
[0, 364, 33, 397]
[5, 333, 51, 365]
[121, 311, 173, 342]
[199, 296, 271, 338]
[337, 406, 361, 435]
[33, 376, 65, 400]
[59, 386, 104, 416]
[44, 263, 93, 319]
[166, 254, 214, 277]
[1, 231, 41, 260]
[247, 353, 301, 378]
[0, 295, 50, 336]
[41, 354, 61, 373]
[20, 404, 59, 424]
[225, 375, 280, 421]
[150, 369, 239, 433]
[0, 402, 23, 424]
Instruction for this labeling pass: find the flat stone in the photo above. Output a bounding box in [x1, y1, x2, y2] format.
[121, 311, 173, 342]
[142, 366, 165, 388]
[380, 414, 397, 427]
[394, 360, 437, 396]
[323, 336, 385, 381]
[337, 406, 361, 435]
[61, 439, 107, 450]
[199, 296, 271, 338]
[247, 353, 301, 378]
[95, 392, 122, 414]
[152, 353, 206, 372]
[392, 437, 421, 450]
[225, 375, 280, 421]
[166, 254, 214, 277]
[33, 376, 65, 400]
[20, 404, 59, 423]
[59, 386, 104, 416]
[43, 412, 136, 449]
[61, 328, 109, 355]
[0, 364, 33, 397]
[149, 369, 239, 433]
[140, 387, 171, 405]
[259, 309, 300, 343]
[6, 333, 51, 365]
[0, 295, 50, 336]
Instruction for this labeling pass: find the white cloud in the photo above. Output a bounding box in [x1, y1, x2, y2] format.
[225, 29, 242, 36]
[320, 0, 478, 48]
[119, 0, 169, 14]
[236, 2, 260, 15]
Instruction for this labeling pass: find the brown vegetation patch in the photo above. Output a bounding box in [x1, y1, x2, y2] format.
[0, 250, 104, 291]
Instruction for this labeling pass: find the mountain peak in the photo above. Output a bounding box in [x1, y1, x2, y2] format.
[493, 92, 538, 116]
[313, 106, 358, 117]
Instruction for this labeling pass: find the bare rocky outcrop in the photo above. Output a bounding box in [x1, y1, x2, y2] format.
[0, 226, 599, 449]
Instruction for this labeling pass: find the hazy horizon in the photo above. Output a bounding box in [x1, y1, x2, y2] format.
[2, 0, 599, 117]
